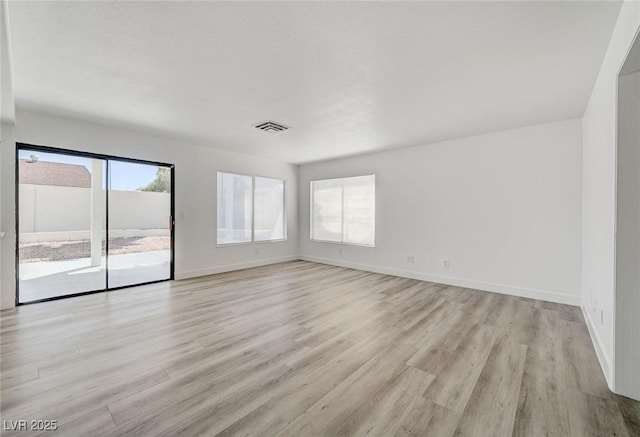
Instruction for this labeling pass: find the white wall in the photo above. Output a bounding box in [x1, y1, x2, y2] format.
[299, 119, 583, 305]
[0, 109, 299, 309]
[581, 0, 640, 391]
[1, 0, 16, 310]
[0, 121, 15, 310]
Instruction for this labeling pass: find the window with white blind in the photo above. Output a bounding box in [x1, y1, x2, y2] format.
[310, 175, 375, 246]
[217, 172, 285, 245]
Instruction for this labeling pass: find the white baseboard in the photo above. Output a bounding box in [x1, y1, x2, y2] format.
[298, 255, 582, 306]
[581, 304, 614, 391]
[174, 255, 298, 280]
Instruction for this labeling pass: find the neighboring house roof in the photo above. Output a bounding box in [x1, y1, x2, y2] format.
[19, 159, 92, 188]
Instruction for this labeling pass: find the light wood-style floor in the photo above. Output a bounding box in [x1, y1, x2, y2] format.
[1, 261, 638, 436]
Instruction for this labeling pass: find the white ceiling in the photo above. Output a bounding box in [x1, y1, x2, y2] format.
[7, 1, 622, 164]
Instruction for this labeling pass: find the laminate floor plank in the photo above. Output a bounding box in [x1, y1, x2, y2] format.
[0, 364, 39, 390]
[39, 407, 116, 437]
[617, 395, 640, 436]
[560, 320, 613, 400]
[333, 366, 435, 436]
[2, 365, 170, 426]
[215, 330, 403, 437]
[512, 310, 570, 437]
[406, 309, 479, 369]
[452, 338, 527, 437]
[276, 340, 419, 437]
[393, 397, 460, 437]
[421, 323, 496, 413]
[567, 389, 630, 437]
[0, 260, 636, 436]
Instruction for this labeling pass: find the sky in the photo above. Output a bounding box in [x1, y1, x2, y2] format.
[19, 149, 161, 191]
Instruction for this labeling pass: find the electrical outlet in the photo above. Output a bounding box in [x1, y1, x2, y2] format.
[338, 248, 343, 255]
[443, 259, 449, 269]
[407, 256, 414, 264]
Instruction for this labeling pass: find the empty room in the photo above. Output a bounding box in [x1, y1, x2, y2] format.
[0, 1, 639, 436]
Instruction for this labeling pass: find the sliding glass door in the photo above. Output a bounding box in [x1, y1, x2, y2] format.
[107, 161, 172, 288]
[17, 150, 106, 303]
[17, 145, 174, 304]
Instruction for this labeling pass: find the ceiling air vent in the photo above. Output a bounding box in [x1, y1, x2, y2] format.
[255, 121, 289, 133]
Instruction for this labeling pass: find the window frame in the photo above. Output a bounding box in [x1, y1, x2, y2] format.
[216, 171, 287, 246]
[309, 174, 376, 247]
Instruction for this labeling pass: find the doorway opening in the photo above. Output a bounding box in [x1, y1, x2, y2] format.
[16, 144, 174, 304]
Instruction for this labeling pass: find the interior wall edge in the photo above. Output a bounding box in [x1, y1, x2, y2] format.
[580, 0, 640, 400]
[299, 254, 582, 307]
[581, 303, 614, 391]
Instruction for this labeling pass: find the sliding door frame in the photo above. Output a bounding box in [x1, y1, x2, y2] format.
[15, 143, 175, 306]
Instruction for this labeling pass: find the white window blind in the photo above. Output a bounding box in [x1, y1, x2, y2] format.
[217, 172, 285, 245]
[310, 175, 375, 246]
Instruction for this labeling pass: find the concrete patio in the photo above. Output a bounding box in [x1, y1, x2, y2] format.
[18, 250, 171, 302]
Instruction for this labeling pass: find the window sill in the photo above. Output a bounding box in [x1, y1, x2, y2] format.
[309, 239, 375, 248]
[216, 239, 287, 248]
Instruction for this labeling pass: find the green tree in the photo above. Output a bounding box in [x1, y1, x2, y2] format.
[140, 167, 171, 193]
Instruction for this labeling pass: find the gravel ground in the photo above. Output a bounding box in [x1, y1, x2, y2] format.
[19, 236, 170, 263]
